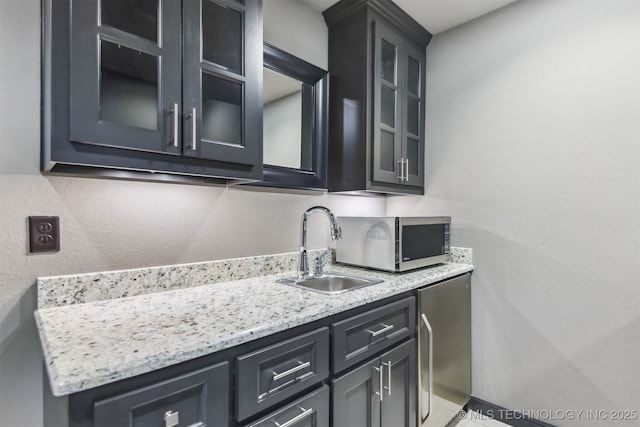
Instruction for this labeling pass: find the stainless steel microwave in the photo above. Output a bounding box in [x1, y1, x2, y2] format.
[335, 216, 451, 272]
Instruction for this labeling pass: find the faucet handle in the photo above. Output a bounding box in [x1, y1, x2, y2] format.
[314, 250, 332, 276]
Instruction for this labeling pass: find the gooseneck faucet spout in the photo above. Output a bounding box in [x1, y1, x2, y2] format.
[298, 206, 342, 280]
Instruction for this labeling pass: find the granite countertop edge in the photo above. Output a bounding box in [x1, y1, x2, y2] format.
[36, 262, 473, 397]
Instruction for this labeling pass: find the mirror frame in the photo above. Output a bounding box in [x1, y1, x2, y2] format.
[258, 43, 329, 190]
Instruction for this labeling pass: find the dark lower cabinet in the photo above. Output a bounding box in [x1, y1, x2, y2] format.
[332, 296, 415, 374]
[92, 361, 229, 427]
[332, 358, 381, 427]
[236, 328, 330, 422]
[246, 386, 329, 427]
[380, 339, 417, 427]
[51, 294, 420, 427]
[332, 339, 416, 427]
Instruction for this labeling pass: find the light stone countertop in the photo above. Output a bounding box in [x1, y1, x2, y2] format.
[36, 260, 472, 397]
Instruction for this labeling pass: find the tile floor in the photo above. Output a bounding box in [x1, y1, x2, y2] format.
[454, 410, 511, 427]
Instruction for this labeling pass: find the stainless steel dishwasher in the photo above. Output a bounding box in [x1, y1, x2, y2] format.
[418, 273, 471, 427]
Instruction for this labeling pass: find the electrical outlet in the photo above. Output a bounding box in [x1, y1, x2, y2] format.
[29, 216, 60, 253]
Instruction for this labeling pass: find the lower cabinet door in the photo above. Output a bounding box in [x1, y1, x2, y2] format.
[332, 359, 382, 427]
[93, 361, 229, 427]
[380, 339, 416, 427]
[246, 386, 329, 427]
[332, 339, 416, 427]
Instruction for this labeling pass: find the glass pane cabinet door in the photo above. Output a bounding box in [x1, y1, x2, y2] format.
[69, 0, 182, 154]
[372, 22, 402, 185]
[403, 49, 425, 187]
[99, 41, 158, 131]
[101, 0, 158, 42]
[182, 0, 262, 166]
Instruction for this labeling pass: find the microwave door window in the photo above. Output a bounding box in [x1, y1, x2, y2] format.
[402, 224, 446, 261]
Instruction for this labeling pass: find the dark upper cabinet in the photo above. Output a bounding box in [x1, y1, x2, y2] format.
[43, 0, 263, 182]
[323, 0, 431, 195]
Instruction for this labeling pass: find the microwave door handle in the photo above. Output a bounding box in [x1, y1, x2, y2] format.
[421, 313, 433, 422]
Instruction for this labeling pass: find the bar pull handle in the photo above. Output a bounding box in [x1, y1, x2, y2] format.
[273, 406, 313, 427]
[367, 323, 394, 337]
[385, 361, 392, 396]
[373, 365, 384, 402]
[397, 158, 404, 180]
[189, 107, 197, 150]
[421, 313, 433, 421]
[164, 410, 179, 427]
[272, 361, 310, 381]
[404, 158, 409, 181]
[170, 103, 179, 148]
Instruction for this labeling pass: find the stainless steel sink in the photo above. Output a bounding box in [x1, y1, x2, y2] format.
[276, 272, 383, 295]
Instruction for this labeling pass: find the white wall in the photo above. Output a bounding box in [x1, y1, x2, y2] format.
[388, 0, 640, 425]
[264, 91, 303, 168]
[263, 0, 328, 69]
[0, 1, 383, 426]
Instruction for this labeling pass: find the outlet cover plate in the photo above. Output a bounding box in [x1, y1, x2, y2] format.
[29, 216, 60, 253]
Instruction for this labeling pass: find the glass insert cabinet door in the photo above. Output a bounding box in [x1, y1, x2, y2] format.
[68, 0, 261, 167]
[69, 0, 182, 154]
[402, 45, 425, 187]
[372, 21, 402, 185]
[182, 0, 262, 165]
[372, 20, 425, 188]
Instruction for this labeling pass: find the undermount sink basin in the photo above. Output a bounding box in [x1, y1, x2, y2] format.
[276, 272, 384, 295]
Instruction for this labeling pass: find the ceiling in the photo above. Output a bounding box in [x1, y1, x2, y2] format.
[302, 0, 518, 34]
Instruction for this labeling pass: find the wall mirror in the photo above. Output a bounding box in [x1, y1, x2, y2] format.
[258, 43, 329, 190]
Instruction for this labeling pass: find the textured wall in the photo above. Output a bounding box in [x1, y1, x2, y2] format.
[388, 0, 640, 425]
[0, 1, 383, 426]
[264, 0, 328, 69]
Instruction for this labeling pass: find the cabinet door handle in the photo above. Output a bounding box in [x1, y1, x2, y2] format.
[397, 159, 404, 180]
[421, 313, 434, 420]
[385, 360, 392, 396]
[189, 107, 197, 150]
[274, 406, 313, 427]
[164, 410, 179, 427]
[367, 323, 394, 337]
[373, 365, 384, 402]
[404, 158, 409, 181]
[171, 103, 179, 148]
[272, 361, 311, 381]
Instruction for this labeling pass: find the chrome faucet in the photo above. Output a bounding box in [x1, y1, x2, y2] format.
[298, 206, 342, 280]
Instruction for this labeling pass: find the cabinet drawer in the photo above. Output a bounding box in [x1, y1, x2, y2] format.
[236, 327, 330, 421]
[332, 296, 415, 373]
[245, 385, 329, 427]
[93, 361, 229, 427]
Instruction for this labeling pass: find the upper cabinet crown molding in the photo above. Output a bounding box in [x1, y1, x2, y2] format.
[323, 0, 432, 47]
[42, 0, 263, 183]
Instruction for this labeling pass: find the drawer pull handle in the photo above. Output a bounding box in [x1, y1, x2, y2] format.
[272, 361, 311, 381]
[367, 323, 394, 337]
[274, 406, 313, 427]
[164, 410, 179, 427]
